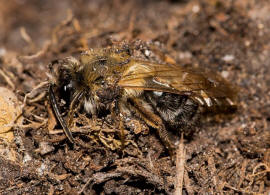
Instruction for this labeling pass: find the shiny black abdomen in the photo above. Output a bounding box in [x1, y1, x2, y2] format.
[145, 91, 200, 136]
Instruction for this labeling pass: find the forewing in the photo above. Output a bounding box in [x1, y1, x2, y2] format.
[118, 60, 237, 107]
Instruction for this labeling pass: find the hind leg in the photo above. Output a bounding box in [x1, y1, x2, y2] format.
[127, 97, 177, 154]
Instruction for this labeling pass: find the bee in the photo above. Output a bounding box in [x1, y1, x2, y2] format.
[48, 45, 237, 152]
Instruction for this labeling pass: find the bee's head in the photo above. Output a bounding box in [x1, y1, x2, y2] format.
[49, 57, 80, 106]
[49, 47, 130, 108]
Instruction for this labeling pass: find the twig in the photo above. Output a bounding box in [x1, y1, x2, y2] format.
[28, 91, 47, 104]
[184, 169, 194, 194]
[78, 172, 122, 194]
[238, 160, 247, 188]
[20, 27, 33, 45]
[19, 41, 51, 60]
[23, 81, 49, 105]
[174, 133, 186, 195]
[51, 9, 73, 45]
[223, 182, 258, 194]
[0, 68, 15, 90]
[208, 153, 218, 188]
[48, 185, 54, 195]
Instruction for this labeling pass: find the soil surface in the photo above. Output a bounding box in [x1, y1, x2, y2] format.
[0, 0, 270, 194]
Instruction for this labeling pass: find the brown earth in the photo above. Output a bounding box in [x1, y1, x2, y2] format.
[0, 0, 270, 194]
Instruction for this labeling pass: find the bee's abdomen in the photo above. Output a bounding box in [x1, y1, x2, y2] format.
[145, 91, 200, 134]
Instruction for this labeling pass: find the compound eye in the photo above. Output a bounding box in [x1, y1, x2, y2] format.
[60, 81, 74, 105]
[63, 83, 73, 92]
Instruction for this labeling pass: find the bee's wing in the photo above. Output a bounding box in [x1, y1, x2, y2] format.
[118, 60, 237, 107]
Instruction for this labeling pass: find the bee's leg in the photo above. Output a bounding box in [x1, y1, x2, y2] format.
[67, 90, 84, 128]
[119, 118, 126, 151]
[67, 108, 75, 128]
[128, 98, 176, 155]
[49, 84, 75, 143]
[110, 101, 126, 150]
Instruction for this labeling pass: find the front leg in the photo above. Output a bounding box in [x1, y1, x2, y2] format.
[110, 100, 126, 151]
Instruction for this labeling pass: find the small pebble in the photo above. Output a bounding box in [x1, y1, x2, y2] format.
[221, 70, 229, 78]
[222, 54, 234, 62]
